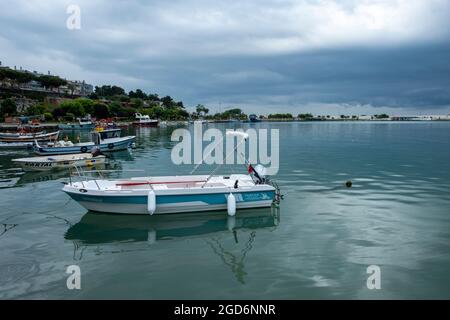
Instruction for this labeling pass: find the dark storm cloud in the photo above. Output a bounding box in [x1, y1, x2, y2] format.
[1, 0, 449, 113]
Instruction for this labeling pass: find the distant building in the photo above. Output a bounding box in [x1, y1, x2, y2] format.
[0, 64, 93, 97]
[59, 80, 94, 96]
[390, 115, 450, 121]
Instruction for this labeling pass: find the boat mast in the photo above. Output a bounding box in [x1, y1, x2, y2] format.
[200, 131, 249, 188]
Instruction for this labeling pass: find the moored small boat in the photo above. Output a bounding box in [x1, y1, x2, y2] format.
[13, 153, 106, 171]
[62, 131, 280, 215]
[248, 114, 261, 122]
[133, 113, 158, 127]
[34, 128, 135, 155]
[63, 173, 276, 215]
[0, 131, 45, 138]
[0, 131, 60, 142]
[0, 142, 34, 149]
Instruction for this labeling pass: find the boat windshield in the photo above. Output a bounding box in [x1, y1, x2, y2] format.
[99, 130, 121, 140]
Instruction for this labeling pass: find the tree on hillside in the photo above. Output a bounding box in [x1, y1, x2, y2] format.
[0, 69, 38, 87]
[129, 89, 147, 99]
[92, 102, 110, 119]
[52, 107, 66, 119]
[147, 93, 160, 101]
[77, 98, 94, 115]
[161, 96, 175, 109]
[60, 100, 85, 117]
[0, 98, 17, 116]
[298, 113, 313, 120]
[95, 85, 125, 97]
[268, 113, 293, 119]
[131, 98, 143, 108]
[38, 75, 67, 92]
[176, 101, 184, 109]
[25, 103, 50, 116]
[195, 104, 209, 117]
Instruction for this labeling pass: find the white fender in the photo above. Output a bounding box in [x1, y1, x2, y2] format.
[227, 193, 236, 216]
[147, 190, 156, 215]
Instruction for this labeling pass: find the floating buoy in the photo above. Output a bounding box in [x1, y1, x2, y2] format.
[345, 180, 352, 188]
[227, 193, 236, 216]
[147, 190, 156, 215]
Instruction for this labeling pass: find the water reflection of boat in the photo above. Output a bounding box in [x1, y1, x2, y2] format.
[15, 162, 116, 185]
[65, 207, 280, 244]
[65, 207, 280, 281]
[13, 153, 106, 171]
[0, 177, 20, 188]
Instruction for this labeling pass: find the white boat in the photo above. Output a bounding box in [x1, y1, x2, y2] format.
[0, 142, 34, 149]
[13, 153, 106, 171]
[133, 113, 158, 127]
[34, 128, 135, 155]
[63, 131, 280, 215]
[0, 131, 59, 142]
[0, 131, 44, 138]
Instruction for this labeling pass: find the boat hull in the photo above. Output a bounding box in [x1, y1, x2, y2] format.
[58, 124, 95, 130]
[0, 131, 59, 142]
[0, 142, 34, 149]
[0, 131, 44, 138]
[34, 136, 136, 155]
[64, 189, 275, 215]
[132, 121, 159, 127]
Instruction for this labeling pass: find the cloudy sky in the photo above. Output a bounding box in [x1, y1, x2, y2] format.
[1, 0, 449, 115]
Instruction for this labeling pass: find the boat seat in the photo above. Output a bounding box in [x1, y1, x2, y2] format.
[152, 184, 168, 190]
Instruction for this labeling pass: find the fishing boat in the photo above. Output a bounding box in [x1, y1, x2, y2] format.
[248, 114, 261, 122]
[133, 113, 158, 127]
[59, 117, 95, 130]
[62, 131, 280, 215]
[13, 152, 106, 172]
[34, 128, 135, 155]
[0, 131, 60, 142]
[0, 131, 45, 138]
[0, 142, 34, 149]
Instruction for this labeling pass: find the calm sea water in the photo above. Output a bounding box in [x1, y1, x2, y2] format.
[0, 121, 449, 299]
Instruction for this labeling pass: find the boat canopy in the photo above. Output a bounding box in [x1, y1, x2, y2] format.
[91, 129, 121, 143]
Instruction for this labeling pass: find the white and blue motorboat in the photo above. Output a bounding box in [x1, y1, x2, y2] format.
[63, 131, 280, 215]
[63, 173, 276, 215]
[34, 128, 135, 155]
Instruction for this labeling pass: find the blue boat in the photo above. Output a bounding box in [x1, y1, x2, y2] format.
[248, 114, 260, 122]
[34, 128, 135, 155]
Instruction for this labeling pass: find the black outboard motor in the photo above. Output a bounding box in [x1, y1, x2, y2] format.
[248, 164, 266, 184]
